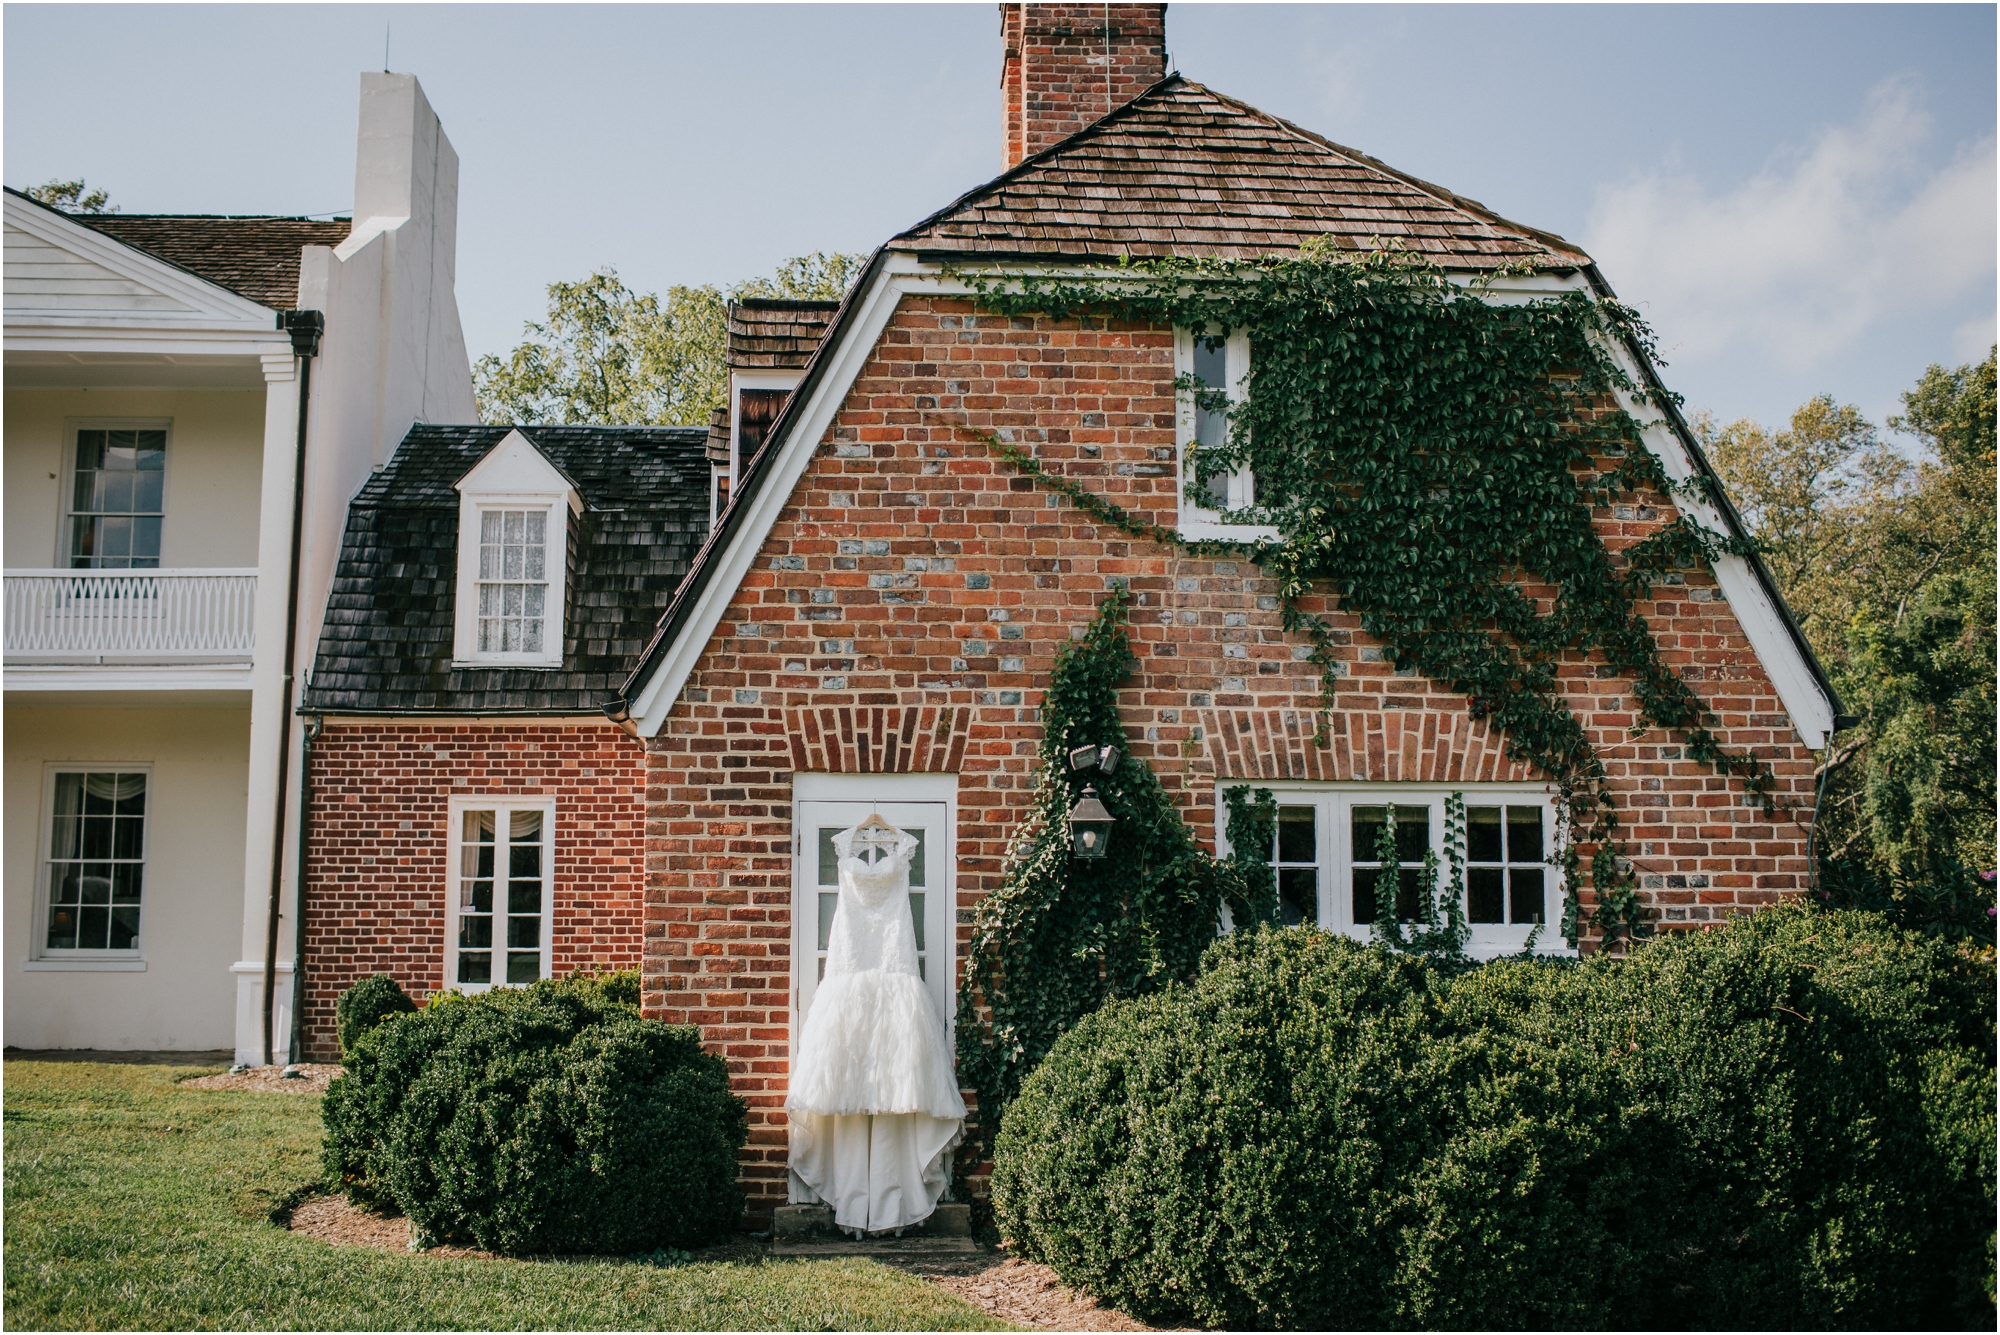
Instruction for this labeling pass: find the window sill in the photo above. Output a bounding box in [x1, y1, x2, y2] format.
[1178, 519, 1279, 543]
[448, 659, 564, 671]
[22, 958, 146, 972]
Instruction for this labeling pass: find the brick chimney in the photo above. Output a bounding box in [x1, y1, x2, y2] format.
[1000, 3, 1167, 169]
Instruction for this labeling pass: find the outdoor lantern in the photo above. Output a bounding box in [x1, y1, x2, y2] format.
[1067, 784, 1115, 860]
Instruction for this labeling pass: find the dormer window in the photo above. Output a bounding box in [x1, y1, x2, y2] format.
[476, 508, 550, 654]
[452, 430, 579, 668]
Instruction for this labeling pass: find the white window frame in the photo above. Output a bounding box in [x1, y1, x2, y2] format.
[791, 772, 958, 1044]
[451, 493, 570, 667]
[731, 369, 803, 479]
[58, 417, 173, 569]
[1174, 327, 1273, 541]
[1214, 782, 1574, 959]
[28, 762, 153, 970]
[443, 795, 556, 993]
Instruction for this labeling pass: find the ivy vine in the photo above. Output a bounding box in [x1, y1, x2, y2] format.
[943, 244, 1783, 946]
[954, 591, 1260, 1150]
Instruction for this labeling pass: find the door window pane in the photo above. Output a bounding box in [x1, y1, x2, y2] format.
[45, 772, 146, 952]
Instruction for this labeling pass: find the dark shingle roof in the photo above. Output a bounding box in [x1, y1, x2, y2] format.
[895, 77, 1589, 268]
[726, 299, 841, 370]
[302, 425, 710, 714]
[77, 214, 353, 309]
[705, 404, 731, 466]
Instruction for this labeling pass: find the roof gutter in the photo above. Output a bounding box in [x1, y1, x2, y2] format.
[1580, 262, 1845, 722]
[263, 307, 323, 1069]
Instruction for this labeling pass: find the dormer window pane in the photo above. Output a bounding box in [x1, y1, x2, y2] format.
[476, 509, 549, 654]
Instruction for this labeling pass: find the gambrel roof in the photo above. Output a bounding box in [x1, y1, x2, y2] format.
[617, 74, 1839, 746]
[896, 77, 1591, 268]
[302, 425, 710, 715]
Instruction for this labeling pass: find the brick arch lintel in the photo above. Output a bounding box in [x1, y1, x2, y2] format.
[787, 705, 973, 775]
[1201, 707, 1539, 785]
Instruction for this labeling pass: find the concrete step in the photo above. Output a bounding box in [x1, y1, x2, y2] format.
[772, 1202, 972, 1245]
[772, 1235, 983, 1257]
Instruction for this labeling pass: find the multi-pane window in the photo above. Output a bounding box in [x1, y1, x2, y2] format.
[69, 428, 165, 568]
[1177, 328, 1264, 535]
[1466, 804, 1549, 925]
[448, 802, 552, 990]
[43, 770, 148, 953]
[1351, 804, 1432, 925]
[476, 509, 548, 655]
[1225, 787, 1568, 957]
[1273, 805, 1318, 925]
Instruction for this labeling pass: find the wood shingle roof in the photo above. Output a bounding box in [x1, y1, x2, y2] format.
[726, 299, 842, 371]
[78, 213, 353, 309]
[302, 425, 710, 714]
[895, 77, 1590, 268]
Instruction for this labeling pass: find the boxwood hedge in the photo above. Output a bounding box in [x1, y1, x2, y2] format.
[993, 908, 1994, 1330]
[323, 975, 746, 1255]
[333, 973, 418, 1056]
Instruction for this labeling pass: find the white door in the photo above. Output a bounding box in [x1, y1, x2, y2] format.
[794, 798, 954, 1037]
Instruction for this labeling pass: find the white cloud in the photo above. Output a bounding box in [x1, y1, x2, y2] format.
[1584, 77, 1996, 375]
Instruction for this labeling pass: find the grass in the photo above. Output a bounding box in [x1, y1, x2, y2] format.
[2, 1059, 1010, 1331]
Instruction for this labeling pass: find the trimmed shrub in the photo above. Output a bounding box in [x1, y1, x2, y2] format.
[323, 974, 746, 1254]
[334, 974, 418, 1056]
[994, 909, 1994, 1330]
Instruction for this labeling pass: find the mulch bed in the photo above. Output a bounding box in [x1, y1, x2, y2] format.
[283, 1193, 1157, 1328]
[180, 1064, 343, 1094]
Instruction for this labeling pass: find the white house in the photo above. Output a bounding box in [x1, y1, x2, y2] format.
[3, 72, 476, 1064]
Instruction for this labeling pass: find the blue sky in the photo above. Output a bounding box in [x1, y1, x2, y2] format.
[7, 3, 1992, 434]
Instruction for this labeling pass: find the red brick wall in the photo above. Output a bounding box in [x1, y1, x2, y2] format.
[645, 295, 1820, 1222]
[1001, 2, 1168, 169]
[299, 719, 646, 1061]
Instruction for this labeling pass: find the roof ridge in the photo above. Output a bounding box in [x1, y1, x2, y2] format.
[1178, 79, 1588, 260]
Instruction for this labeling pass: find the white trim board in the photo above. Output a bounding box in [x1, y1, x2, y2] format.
[625, 254, 1833, 749]
[4, 195, 288, 333]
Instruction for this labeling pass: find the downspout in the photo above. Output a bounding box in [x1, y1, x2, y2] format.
[287, 713, 323, 1065]
[263, 309, 323, 1068]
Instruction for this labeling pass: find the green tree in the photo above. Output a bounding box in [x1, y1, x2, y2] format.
[1707, 352, 1996, 938]
[23, 178, 115, 214]
[1700, 396, 1908, 666]
[474, 252, 864, 426]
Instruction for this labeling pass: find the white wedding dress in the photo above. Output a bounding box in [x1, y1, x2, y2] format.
[787, 821, 966, 1235]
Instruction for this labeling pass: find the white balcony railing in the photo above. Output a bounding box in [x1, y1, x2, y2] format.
[4, 569, 257, 661]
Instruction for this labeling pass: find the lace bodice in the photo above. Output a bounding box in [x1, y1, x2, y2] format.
[823, 837, 920, 980]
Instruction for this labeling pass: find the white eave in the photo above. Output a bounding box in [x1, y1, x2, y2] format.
[3, 193, 294, 360]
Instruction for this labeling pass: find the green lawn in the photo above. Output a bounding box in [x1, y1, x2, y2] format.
[2, 1059, 1009, 1331]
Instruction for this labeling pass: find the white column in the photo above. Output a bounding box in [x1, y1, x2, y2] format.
[234, 353, 303, 1067]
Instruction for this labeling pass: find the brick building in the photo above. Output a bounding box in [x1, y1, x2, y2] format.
[291, 424, 708, 1059]
[610, 3, 1839, 1222]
